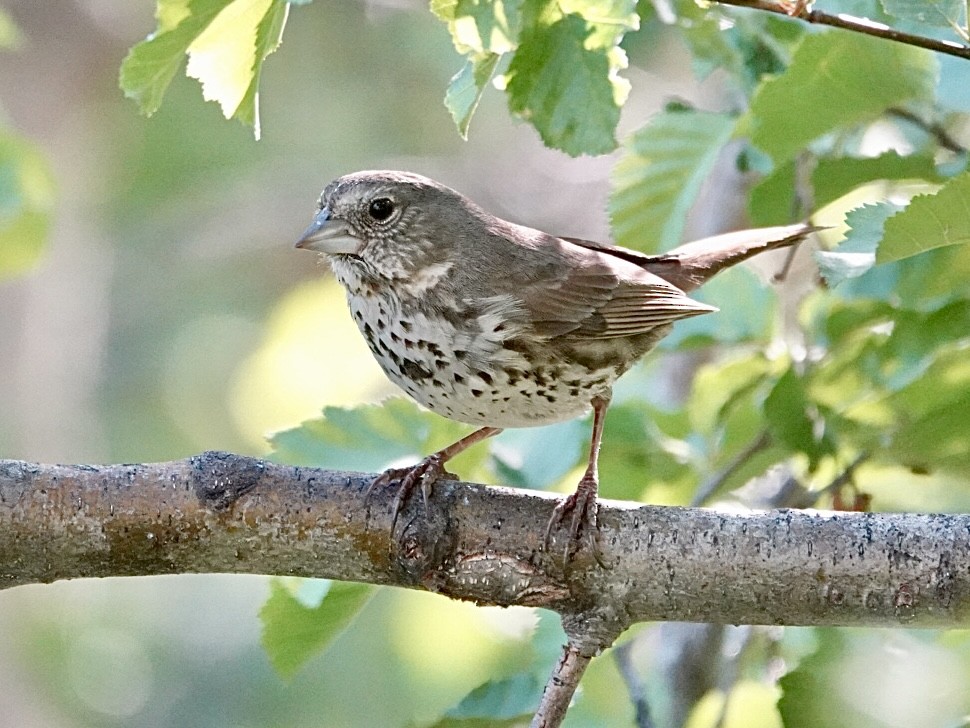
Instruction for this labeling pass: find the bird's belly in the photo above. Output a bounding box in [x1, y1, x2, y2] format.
[346, 294, 617, 428]
[382, 356, 614, 428]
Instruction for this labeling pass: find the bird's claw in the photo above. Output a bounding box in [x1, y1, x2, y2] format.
[367, 455, 455, 536]
[543, 477, 605, 568]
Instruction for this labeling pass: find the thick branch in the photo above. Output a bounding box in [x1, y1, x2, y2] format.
[1, 452, 969, 633]
[714, 0, 970, 60]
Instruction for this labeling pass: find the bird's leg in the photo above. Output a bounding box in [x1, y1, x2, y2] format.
[369, 426, 503, 533]
[545, 394, 610, 564]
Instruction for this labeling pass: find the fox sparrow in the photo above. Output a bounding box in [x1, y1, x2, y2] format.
[296, 170, 814, 558]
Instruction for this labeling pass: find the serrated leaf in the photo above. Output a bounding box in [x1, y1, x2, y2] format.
[260, 579, 373, 679]
[445, 52, 501, 138]
[505, 15, 616, 155]
[880, 0, 967, 30]
[185, 0, 285, 134]
[120, 0, 290, 138]
[0, 130, 56, 280]
[609, 109, 735, 251]
[748, 33, 937, 163]
[816, 202, 902, 286]
[877, 172, 970, 263]
[120, 0, 235, 116]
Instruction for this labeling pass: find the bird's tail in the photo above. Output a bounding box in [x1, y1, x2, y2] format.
[642, 223, 819, 292]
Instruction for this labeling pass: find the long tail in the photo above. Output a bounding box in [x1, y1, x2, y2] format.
[641, 223, 820, 292]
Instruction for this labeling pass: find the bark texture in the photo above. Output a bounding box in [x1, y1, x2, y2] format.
[1, 452, 968, 635]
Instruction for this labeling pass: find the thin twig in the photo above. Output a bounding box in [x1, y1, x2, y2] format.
[714, 0, 970, 60]
[809, 451, 871, 506]
[888, 107, 968, 154]
[532, 644, 592, 728]
[691, 430, 772, 506]
[613, 641, 656, 728]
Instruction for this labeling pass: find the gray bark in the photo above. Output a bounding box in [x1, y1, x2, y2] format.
[1, 451, 968, 638]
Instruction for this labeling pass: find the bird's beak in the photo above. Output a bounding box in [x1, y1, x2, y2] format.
[295, 207, 360, 254]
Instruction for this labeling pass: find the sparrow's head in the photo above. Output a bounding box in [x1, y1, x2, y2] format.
[296, 170, 470, 279]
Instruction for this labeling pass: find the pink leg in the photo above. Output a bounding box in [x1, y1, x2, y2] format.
[545, 394, 610, 563]
[370, 426, 503, 532]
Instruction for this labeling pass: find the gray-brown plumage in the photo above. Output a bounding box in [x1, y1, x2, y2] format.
[297, 170, 815, 557]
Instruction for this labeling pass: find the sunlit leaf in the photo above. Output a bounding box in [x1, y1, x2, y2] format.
[816, 202, 902, 286]
[878, 172, 970, 263]
[0, 130, 56, 279]
[234, 0, 289, 138]
[748, 33, 937, 163]
[610, 109, 735, 251]
[120, 0, 291, 138]
[445, 52, 501, 138]
[260, 579, 373, 679]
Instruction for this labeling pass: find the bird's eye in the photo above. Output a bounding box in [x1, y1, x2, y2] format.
[368, 198, 395, 222]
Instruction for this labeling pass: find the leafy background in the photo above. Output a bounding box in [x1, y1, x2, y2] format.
[1, 0, 970, 726]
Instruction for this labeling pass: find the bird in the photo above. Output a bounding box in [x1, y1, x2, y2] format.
[296, 170, 815, 559]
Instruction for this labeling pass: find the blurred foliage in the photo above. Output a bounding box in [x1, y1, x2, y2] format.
[0, 129, 55, 279]
[2, 0, 970, 726]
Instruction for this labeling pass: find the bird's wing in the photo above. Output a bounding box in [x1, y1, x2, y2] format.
[561, 222, 816, 292]
[514, 242, 716, 340]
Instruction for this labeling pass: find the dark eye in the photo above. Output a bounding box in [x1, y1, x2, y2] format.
[368, 198, 395, 222]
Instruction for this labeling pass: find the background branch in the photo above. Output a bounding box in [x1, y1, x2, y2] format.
[714, 0, 970, 59]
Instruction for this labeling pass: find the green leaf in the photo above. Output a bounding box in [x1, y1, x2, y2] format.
[816, 202, 902, 286]
[120, 0, 291, 138]
[748, 33, 937, 163]
[879, 0, 967, 30]
[260, 579, 373, 679]
[505, 12, 630, 156]
[877, 172, 970, 263]
[689, 353, 774, 434]
[778, 631, 872, 728]
[609, 109, 735, 251]
[504, 15, 612, 155]
[886, 348, 970, 475]
[447, 0, 523, 53]
[442, 672, 543, 721]
[120, 0, 234, 116]
[0, 130, 56, 280]
[234, 0, 289, 138]
[749, 151, 941, 227]
[445, 52, 501, 138]
[763, 367, 833, 470]
[268, 398, 473, 472]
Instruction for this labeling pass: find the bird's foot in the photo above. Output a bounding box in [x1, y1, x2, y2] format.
[368, 455, 457, 535]
[543, 475, 605, 568]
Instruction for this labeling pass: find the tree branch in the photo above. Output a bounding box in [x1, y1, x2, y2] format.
[714, 0, 970, 60]
[3, 451, 969, 630]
